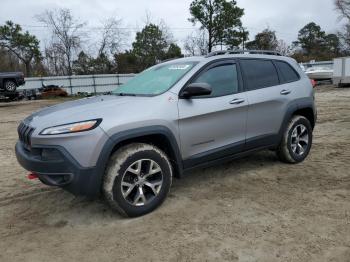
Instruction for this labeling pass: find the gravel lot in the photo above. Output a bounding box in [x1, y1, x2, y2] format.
[0, 85, 349, 262]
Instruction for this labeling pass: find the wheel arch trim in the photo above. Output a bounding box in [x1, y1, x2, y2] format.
[278, 98, 316, 142]
[93, 125, 183, 194]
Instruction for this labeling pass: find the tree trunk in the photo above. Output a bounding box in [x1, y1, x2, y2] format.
[208, 0, 213, 53]
[24, 61, 31, 77]
[208, 30, 213, 53]
[67, 58, 72, 76]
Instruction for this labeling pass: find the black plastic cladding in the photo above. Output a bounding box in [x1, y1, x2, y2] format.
[17, 122, 35, 147]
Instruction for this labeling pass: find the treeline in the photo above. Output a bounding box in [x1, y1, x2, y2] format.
[0, 0, 350, 77]
[245, 23, 344, 62]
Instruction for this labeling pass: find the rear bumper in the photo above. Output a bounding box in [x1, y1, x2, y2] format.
[15, 141, 101, 197]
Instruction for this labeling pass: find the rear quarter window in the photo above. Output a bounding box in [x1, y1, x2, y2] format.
[275, 61, 300, 83]
[240, 59, 279, 91]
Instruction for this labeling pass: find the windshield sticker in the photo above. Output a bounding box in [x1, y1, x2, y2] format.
[168, 64, 191, 70]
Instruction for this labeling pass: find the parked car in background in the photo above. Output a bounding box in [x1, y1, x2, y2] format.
[0, 72, 25, 92]
[0, 91, 24, 102]
[41, 84, 68, 98]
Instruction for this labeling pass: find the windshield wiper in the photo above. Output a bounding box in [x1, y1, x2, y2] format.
[114, 93, 137, 97]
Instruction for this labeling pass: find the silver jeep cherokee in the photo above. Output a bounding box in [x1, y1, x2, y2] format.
[16, 50, 317, 217]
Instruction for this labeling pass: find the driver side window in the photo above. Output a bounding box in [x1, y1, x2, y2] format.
[192, 63, 239, 97]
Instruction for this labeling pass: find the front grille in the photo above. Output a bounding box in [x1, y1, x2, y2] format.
[17, 122, 35, 148]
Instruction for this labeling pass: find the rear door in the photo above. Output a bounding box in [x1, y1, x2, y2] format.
[240, 59, 297, 149]
[178, 60, 248, 166]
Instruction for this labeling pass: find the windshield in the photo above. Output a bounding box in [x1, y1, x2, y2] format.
[113, 62, 197, 96]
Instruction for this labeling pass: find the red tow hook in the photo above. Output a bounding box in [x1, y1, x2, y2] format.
[28, 172, 38, 180]
[311, 79, 317, 88]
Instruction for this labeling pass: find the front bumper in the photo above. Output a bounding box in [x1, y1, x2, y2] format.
[15, 141, 101, 197]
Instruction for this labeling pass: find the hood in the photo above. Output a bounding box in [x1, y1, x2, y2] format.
[25, 95, 143, 127]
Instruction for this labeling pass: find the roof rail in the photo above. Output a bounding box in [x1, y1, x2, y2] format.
[205, 49, 283, 58]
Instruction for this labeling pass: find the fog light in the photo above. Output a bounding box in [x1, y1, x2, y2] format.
[41, 148, 62, 161]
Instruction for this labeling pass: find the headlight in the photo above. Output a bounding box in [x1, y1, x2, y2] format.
[40, 119, 102, 135]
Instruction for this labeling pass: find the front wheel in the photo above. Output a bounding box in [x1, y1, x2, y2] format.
[103, 143, 173, 217]
[277, 115, 313, 164]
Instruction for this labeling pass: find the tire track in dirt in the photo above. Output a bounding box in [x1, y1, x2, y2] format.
[0, 188, 60, 207]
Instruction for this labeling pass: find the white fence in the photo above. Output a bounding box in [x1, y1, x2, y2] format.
[20, 74, 136, 95]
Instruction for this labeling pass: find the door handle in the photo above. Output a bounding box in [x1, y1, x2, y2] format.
[230, 98, 245, 105]
[280, 89, 291, 95]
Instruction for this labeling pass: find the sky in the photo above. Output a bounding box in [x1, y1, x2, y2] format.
[0, 0, 344, 52]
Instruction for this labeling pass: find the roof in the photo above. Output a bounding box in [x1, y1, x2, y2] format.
[160, 49, 293, 65]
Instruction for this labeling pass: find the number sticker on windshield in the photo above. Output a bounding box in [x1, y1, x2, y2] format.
[168, 65, 191, 70]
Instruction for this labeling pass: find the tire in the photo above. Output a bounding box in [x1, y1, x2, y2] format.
[103, 143, 173, 217]
[4, 80, 17, 92]
[277, 115, 313, 164]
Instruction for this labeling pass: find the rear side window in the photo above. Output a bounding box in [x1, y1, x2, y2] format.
[240, 59, 279, 91]
[275, 61, 300, 83]
[192, 63, 239, 97]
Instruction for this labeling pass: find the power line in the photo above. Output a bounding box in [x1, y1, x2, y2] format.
[2, 21, 302, 42]
[17, 24, 196, 31]
[2, 21, 302, 37]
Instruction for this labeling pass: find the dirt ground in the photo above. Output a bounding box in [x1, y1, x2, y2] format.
[0, 85, 349, 262]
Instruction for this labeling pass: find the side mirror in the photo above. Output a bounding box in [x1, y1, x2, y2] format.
[180, 83, 212, 98]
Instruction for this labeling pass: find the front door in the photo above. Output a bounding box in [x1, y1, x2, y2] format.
[178, 60, 248, 168]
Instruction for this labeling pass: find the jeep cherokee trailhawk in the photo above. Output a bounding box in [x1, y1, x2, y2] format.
[16, 50, 317, 217]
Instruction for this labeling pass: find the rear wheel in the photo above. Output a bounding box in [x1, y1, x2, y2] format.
[103, 143, 172, 217]
[277, 115, 313, 164]
[4, 80, 17, 92]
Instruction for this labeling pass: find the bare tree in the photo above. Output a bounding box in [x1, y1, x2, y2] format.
[44, 43, 67, 76]
[184, 30, 209, 56]
[37, 8, 86, 75]
[337, 24, 350, 54]
[276, 39, 292, 56]
[335, 0, 350, 53]
[98, 17, 129, 57]
[335, 0, 350, 20]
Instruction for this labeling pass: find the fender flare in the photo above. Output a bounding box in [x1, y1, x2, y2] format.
[92, 125, 183, 193]
[278, 98, 316, 142]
